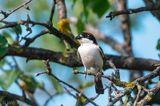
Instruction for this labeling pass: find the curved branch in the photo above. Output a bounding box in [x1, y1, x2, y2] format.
[0, 20, 78, 48]
[106, 4, 160, 20]
[6, 46, 160, 71]
[0, 90, 32, 105]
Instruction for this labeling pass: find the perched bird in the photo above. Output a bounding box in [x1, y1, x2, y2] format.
[76, 32, 104, 94]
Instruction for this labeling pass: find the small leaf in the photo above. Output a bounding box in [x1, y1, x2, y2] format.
[76, 18, 84, 33]
[0, 59, 5, 66]
[82, 0, 89, 19]
[19, 74, 38, 93]
[79, 82, 94, 90]
[0, 35, 7, 47]
[82, 0, 110, 17]
[12, 24, 22, 35]
[50, 76, 62, 93]
[0, 35, 8, 57]
[91, 0, 110, 17]
[0, 70, 20, 90]
[156, 38, 160, 50]
[2, 32, 14, 44]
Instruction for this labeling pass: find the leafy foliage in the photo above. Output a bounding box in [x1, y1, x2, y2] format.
[50, 76, 62, 93]
[0, 35, 8, 57]
[156, 38, 160, 50]
[11, 24, 22, 35]
[0, 70, 20, 90]
[83, 0, 110, 17]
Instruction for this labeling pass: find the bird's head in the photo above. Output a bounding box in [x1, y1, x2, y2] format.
[75, 32, 97, 44]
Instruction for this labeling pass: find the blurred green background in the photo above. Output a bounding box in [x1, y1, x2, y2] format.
[0, 0, 160, 106]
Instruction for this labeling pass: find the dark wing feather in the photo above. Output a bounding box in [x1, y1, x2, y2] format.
[99, 47, 105, 60]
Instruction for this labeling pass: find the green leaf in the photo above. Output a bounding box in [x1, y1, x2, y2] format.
[3, 32, 14, 44]
[82, 0, 89, 19]
[91, 0, 110, 17]
[76, 18, 84, 33]
[0, 47, 7, 58]
[50, 76, 62, 93]
[82, 0, 110, 17]
[19, 74, 38, 93]
[12, 24, 22, 35]
[0, 35, 7, 47]
[156, 38, 160, 50]
[0, 35, 8, 57]
[0, 59, 5, 66]
[79, 82, 94, 90]
[0, 70, 20, 90]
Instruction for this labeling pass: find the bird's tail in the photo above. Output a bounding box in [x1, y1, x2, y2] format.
[94, 76, 104, 94]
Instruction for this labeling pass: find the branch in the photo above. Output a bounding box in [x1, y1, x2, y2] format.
[6, 46, 160, 71]
[39, 60, 98, 106]
[117, 0, 132, 55]
[48, 0, 56, 23]
[0, 90, 32, 105]
[116, 0, 143, 81]
[138, 82, 160, 105]
[143, 0, 160, 22]
[110, 66, 160, 105]
[0, 20, 78, 48]
[85, 24, 126, 55]
[0, 0, 32, 21]
[23, 29, 49, 47]
[106, 4, 160, 20]
[56, 0, 67, 19]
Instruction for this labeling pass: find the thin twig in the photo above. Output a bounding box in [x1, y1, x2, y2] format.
[137, 82, 160, 105]
[48, 0, 56, 24]
[37, 60, 99, 106]
[107, 82, 112, 106]
[108, 60, 120, 79]
[106, 4, 160, 20]
[0, 0, 32, 21]
[23, 29, 49, 47]
[133, 84, 142, 106]
[0, 90, 31, 105]
[44, 93, 59, 106]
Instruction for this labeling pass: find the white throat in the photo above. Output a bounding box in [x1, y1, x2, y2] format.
[79, 38, 94, 44]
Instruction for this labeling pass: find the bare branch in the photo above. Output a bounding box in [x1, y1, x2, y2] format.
[110, 66, 160, 105]
[106, 4, 160, 20]
[138, 82, 160, 105]
[0, 90, 32, 105]
[48, 0, 56, 24]
[23, 29, 49, 47]
[0, 0, 32, 21]
[0, 19, 78, 48]
[85, 24, 126, 55]
[40, 60, 99, 106]
[143, 0, 160, 22]
[6, 46, 160, 71]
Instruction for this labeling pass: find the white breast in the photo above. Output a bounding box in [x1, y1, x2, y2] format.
[78, 43, 103, 72]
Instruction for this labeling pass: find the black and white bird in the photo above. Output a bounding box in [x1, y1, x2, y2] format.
[76, 32, 104, 94]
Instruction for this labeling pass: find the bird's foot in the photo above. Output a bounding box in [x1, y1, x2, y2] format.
[96, 72, 103, 78]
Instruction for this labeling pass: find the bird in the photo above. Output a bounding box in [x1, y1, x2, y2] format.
[75, 32, 104, 94]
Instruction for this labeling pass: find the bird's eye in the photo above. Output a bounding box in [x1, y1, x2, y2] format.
[79, 34, 83, 38]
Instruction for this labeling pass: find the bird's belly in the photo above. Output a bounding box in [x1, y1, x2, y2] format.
[78, 45, 103, 69]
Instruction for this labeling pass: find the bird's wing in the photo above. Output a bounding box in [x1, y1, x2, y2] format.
[99, 47, 105, 60]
